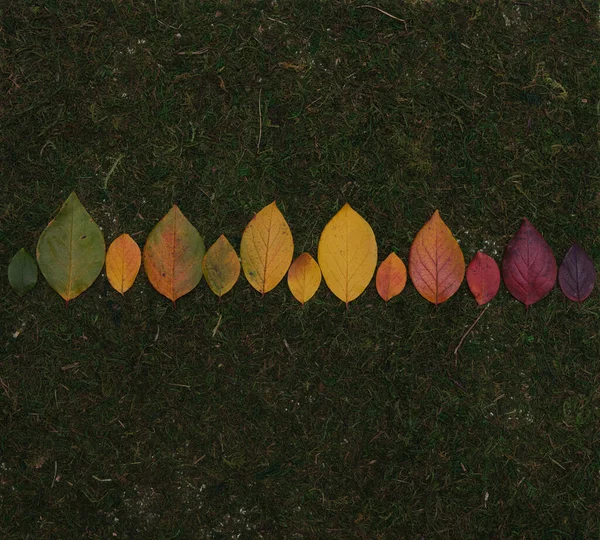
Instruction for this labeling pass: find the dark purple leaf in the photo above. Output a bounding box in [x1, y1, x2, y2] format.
[558, 243, 596, 302]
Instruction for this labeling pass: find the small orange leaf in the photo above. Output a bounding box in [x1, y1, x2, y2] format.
[376, 253, 407, 302]
[287, 253, 321, 305]
[203, 235, 240, 298]
[143, 205, 205, 303]
[240, 202, 294, 295]
[409, 210, 464, 305]
[106, 234, 141, 294]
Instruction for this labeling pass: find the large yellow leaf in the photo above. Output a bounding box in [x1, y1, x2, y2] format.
[105, 233, 141, 294]
[408, 210, 465, 305]
[36, 192, 105, 303]
[203, 234, 240, 298]
[240, 201, 294, 295]
[143, 205, 205, 303]
[317, 203, 377, 306]
[287, 252, 321, 305]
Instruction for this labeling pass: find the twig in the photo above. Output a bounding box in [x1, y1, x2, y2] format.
[257, 89, 263, 154]
[357, 5, 407, 30]
[51, 461, 58, 488]
[212, 313, 223, 338]
[177, 49, 208, 55]
[102, 155, 124, 190]
[454, 305, 490, 362]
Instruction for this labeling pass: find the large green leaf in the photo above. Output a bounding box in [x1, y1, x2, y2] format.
[8, 248, 38, 297]
[37, 192, 105, 302]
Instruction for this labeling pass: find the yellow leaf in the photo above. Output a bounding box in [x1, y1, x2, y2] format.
[240, 201, 294, 294]
[203, 235, 240, 297]
[317, 203, 377, 306]
[287, 253, 321, 305]
[106, 233, 141, 294]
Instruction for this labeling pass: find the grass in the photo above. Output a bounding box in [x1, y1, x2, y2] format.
[1, 0, 599, 538]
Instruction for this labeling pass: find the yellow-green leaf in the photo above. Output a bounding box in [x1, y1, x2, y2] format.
[287, 252, 321, 305]
[143, 205, 205, 303]
[36, 192, 105, 303]
[240, 201, 294, 295]
[317, 203, 377, 306]
[203, 235, 240, 297]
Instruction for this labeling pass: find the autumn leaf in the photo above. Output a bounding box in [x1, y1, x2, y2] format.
[37, 192, 105, 303]
[105, 234, 141, 294]
[203, 235, 240, 298]
[408, 210, 464, 305]
[466, 252, 500, 305]
[376, 253, 407, 302]
[318, 203, 377, 307]
[501, 218, 556, 307]
[558, 243, 596, 303]
[287, 252, 321, 305]
[8, 248, 38, 297]
[143, 205, 205, 303]
[240, 201, 294, 295]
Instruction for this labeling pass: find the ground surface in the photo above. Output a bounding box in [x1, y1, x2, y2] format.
[1, 1, 599, 538]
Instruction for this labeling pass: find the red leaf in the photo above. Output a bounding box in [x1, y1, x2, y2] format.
[558, 243, 596, 302]
[466, 252, 500, 305]
[501, 218, 557, 307]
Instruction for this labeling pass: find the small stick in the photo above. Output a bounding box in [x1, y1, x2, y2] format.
[212, 313, 223, 337]
[103, 154, 124, 190]
[357, 5, 408, 30]
[454, 304, 490, 362]
[257, 89, 263, 154]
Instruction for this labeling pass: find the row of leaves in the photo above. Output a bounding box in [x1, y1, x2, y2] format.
[8, 193, 597, 307]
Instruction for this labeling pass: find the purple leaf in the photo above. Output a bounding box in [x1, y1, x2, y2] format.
[558, 243, 596, 302]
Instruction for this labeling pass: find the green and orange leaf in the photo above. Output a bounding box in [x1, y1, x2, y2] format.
[203, 235, 240, 298]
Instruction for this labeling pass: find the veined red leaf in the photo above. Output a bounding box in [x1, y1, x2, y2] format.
[466, 252, 500, 305]
[502, 218, 556, 307]
[558, 243, 596, 302]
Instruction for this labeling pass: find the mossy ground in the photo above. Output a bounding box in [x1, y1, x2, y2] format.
[1, 1, 599, 538]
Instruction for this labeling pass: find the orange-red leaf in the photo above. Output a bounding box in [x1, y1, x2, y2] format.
[408, 210, 465, 305]
[143, 205, 205, 303]
[203, 235, 240, 297]
[466, 251, 500, 305]
[376, 253, 407, 302]
[106, 234, 141, 294]
[287, 252, 321, 304]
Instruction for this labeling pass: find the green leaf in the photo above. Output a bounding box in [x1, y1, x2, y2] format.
[8, 248, 38, 296]
[36, 192, 105, 302]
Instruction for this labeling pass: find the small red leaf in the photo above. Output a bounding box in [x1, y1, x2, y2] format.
[501, 218, 557, 307]
[558, 243, 596, 302]
[466, 252, 500, 305]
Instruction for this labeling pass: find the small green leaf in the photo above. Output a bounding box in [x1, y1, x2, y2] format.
[37, 192, 105, 302]
[8, 248, 38, 296]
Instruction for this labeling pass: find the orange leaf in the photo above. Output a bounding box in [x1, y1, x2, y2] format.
[240, 201, 294, 295]
[106, 233, 141, 294]
[203, 235, 240, 298]
[143, 205, 205, 303]
[287, 252, 321, 305]
[409, 210, 464, 305]
[376, 253, 407, 302]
